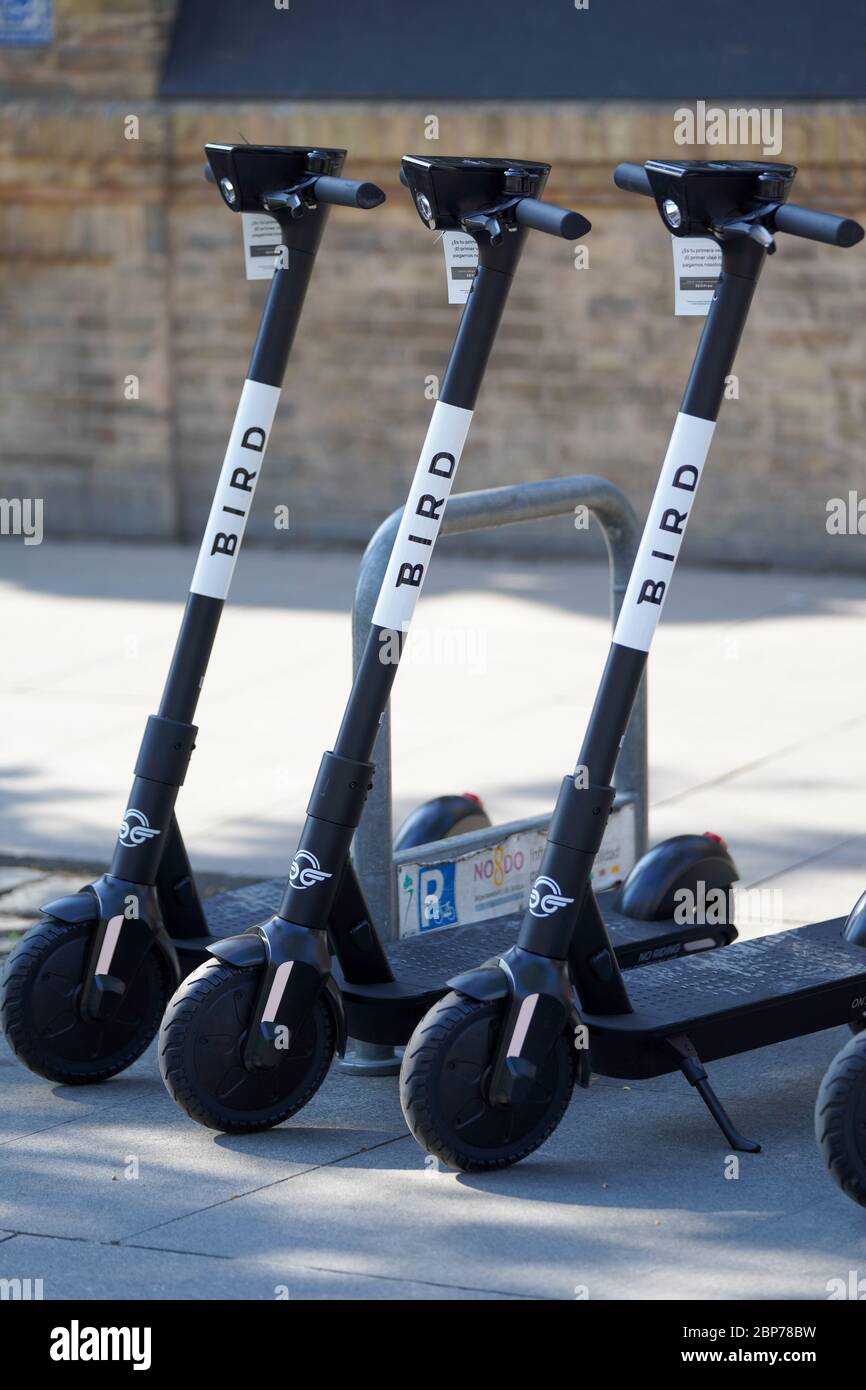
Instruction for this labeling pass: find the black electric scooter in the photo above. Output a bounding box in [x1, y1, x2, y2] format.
[399, 158, 866, 1173]
[158, 156, 737, 1135]
[0, 143, 386, 1085]
[815, 892, 866, 1206]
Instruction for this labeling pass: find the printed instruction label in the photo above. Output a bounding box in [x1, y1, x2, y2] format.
[242, 213, 283, 281]
[443, 231, 479, 304]
[672, 236, 721, 316]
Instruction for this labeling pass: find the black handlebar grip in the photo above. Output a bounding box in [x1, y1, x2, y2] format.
[313, 175, 386, 210]
[514, 198, 591, 240]
[613, 162, 653, 197]
[772, 202, 864, 248]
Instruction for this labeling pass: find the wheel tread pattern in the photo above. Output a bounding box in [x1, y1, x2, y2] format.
[400, 991, 575, 1172]
[1, 917, 169, 1084]
[815, 1031, 866, 1208]
[159, 959, 335, 1134]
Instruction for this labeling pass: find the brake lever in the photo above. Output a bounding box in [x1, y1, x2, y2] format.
[713, 217, 776, 254]
[263, 191, 303, 218]
[461, 211, 505, 245]
[262, 175, 321, 220]
[461, 197, 522, 246]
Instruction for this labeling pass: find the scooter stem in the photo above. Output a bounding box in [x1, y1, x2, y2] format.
[509, 240, 766, 1026]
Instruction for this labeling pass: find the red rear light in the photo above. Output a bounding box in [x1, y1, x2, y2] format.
[703, 831, 728, 849]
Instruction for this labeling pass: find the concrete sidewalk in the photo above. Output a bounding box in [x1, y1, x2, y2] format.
[1, 1021, 863, 1300]
[1, 539, 866, 1299]
[3, 538, 866, 915]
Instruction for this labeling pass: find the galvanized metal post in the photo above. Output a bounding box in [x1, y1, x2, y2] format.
[341, 474, 648, 1072]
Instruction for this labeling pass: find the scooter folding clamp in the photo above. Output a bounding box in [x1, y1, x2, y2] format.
[134, 715, 198, 788]
[306, 752, 375, 830]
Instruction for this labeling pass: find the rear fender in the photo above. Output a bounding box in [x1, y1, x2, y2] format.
[394, 793, 490, 852]
[620, 834, 738, 923]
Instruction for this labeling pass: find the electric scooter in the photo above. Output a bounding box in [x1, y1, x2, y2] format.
[158, 155, 737, 1136]
[815, 895, 866, 1206]
[399, 158, 866, 1172]
[0, 143, 386, 1085]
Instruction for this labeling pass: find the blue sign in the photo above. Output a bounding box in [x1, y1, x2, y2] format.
[0, 0, 53, 45]
[418, 863, 458, 932]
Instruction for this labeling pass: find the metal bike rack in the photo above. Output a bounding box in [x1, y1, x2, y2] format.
[350, 474, 648, 948]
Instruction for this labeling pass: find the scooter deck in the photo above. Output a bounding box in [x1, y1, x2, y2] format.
[192, 876, 736, 1045]
[584, 917, 866, 1080]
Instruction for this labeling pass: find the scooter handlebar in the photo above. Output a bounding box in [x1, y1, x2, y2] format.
[613, 162, 653, 197]
[204, 161, 385, 212]
[312, 175, 386, 210]
[771, 202, 864, 248]
[514, 197, 591, 240]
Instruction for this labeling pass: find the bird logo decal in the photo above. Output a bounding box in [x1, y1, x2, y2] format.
[118, 809, 161, 849]
[289, 850, 333, 890]
[528, 875, 575, 918]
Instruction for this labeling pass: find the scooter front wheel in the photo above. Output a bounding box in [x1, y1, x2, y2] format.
[1, 917, 170, 1084]
[400, 992, 575, 1171]
[159, 958, 335, 1133]
[815, 1031, 866, 1207]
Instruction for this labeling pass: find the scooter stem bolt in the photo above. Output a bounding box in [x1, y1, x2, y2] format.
[220, 178, 238, 206]
[663, 198, 682, 229]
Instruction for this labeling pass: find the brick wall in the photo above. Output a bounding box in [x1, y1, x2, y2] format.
[1, 4, 866, 568]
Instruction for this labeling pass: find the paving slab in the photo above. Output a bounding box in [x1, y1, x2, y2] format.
[58, 1030, 857, 1302]
[1, 1009, 864, 1298]
[3, 545, 866, 1298]
[0, 1039, 406, 1244]
[0, 1233, 519, 1300]
[4, 544, 866, 918]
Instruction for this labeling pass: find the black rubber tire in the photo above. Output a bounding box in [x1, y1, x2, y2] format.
[1, 917, 170, 1084]
[815, 1032, 866, 1208]
[394, 794, 491, 852]
[400, 991, 576, 1172]
[159, 958, 335, 1134]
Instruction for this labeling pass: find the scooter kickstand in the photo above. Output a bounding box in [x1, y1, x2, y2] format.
[667, 1035, 762, 1154]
